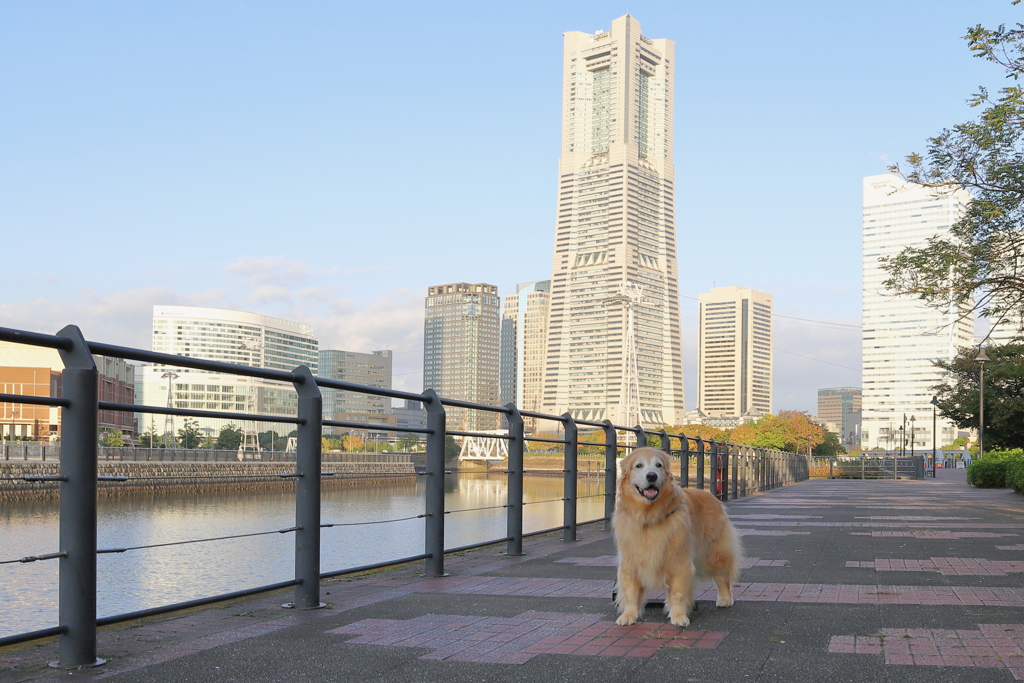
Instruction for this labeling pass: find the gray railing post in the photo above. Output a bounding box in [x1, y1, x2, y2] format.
[696, 438, 706, 490]
[680, 435, 690, 488]
[602, 420, 617, 531]
[562, 414, 577, 542]
[659, 429, 671, 469]
[634, 426, 646, 448]
[721, 442, 730, 501]
[289, 366, 324, 610]
[709, 440, 720, 500]
[422, 390, 447, 577]
[54, 325, 104, 668]
[505, 404, 525, 556]
[731, 445, 739, 499]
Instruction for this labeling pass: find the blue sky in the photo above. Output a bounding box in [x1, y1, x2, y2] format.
[0, 0, 1014, 412]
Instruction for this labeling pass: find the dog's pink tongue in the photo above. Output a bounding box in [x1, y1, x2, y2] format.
[642, 487, 658, 500]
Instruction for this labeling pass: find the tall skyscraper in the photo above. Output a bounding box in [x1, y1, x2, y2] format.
[500, 281, 551, 429]
[319, 349, 394, 438]
[542, 15, 685, 427]
[862, 174, 973, 450]
[423, 282, 501, 431]
[696, 286, 773, 417]
[817, 387, 862, 447]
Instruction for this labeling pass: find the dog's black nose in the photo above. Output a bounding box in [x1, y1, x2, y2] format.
[646, 472, 658, 483]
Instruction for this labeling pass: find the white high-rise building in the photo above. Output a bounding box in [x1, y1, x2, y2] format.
[135, 306, 318, 447]
[696, 286, 773, 417]
[861, 174, 973, 450]
[542, 15, 686, 427]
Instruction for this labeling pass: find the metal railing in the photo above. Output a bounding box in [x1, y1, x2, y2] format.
[0, 324, 809, 665]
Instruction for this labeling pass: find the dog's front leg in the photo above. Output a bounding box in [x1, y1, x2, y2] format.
[615, 570, 644, 626]
[665, 560, 696, 627]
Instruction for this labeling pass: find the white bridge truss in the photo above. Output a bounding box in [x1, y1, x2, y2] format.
[457, 430, 509, 463]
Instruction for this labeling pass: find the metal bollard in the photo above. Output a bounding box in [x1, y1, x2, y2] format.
[505, 404, 525, 556]
[288, 366, 324, 610]
[422, 390, 447, 577]
[54, 325, 104, 669]
[602, 421, 617, 531]
[562, 414, 577, 542]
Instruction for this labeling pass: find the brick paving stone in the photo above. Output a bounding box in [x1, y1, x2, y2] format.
[328, 612, 727, 664]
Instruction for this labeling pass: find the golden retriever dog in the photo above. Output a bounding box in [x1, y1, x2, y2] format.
[613, 447, 743, 627]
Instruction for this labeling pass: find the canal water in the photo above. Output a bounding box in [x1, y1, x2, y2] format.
[0, 473, 606, 638]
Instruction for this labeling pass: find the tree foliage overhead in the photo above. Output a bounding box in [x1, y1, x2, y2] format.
[884, 6, 1024, 334]
[933, 342, 1024, 449]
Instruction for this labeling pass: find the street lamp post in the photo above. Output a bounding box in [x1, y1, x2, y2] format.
[977, 347, 990, 460]
[930, 396, 939, 478]
[897, 423, 904, 480]
[910, 414, 916, 461]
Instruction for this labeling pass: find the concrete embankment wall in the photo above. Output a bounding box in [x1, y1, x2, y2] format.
[0, 458, 416, 502]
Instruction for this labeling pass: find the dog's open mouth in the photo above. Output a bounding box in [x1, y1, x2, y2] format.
[636, 485, 659, 501]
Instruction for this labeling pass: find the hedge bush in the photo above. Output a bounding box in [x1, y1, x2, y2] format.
[966, 449, 1024, 489]
[1006, 452, 1024, 493]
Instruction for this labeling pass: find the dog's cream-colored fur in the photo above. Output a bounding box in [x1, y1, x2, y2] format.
[613, 447, 743, 627]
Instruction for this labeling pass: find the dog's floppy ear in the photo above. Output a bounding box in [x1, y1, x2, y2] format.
[660, 451, 674, 483]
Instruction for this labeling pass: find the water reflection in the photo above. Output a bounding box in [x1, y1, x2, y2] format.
[0, 473, 605, 637]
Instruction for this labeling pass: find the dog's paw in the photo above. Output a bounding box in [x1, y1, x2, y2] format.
[615, 613, 638, 626]
[668, 613, 690, 628]
[715, 596, 734, 608]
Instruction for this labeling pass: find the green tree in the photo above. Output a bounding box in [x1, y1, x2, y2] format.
[812, 431, 847, 458]
[215, 423, 243, 450]
[139, 421, 160, 448]
[99, 430, 124, 447]
[397, 432, 421, 451]
[933, 342, 1024, 449]
[178, 418, 203, 449]
[884, 6, 1024, 332]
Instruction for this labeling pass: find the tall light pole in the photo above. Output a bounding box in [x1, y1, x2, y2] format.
[909, 414, 916, 461]
[930, 395, 939, 478]
[977, 347, 990, 460]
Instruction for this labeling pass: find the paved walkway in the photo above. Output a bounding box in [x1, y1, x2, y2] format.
[4, 470, 1024, 682]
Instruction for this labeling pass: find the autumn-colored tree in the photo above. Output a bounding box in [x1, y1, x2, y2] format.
[343, 434, 364, 451]
[667, 424, 726, 442]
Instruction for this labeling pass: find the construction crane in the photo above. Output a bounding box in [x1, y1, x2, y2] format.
[605, 282, 644, 443]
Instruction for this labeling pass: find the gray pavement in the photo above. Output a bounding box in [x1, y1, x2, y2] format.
[4, 469, 1024, 682]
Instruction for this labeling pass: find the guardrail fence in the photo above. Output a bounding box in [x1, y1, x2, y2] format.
[0, 324, 809, 666]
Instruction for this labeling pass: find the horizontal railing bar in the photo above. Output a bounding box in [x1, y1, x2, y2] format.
[0, 625, 67, 648]
[518, 410, 566, 421]
[444, 537, 513, 554]
[523, 436, 569, 444]
[446, 430, 513, 440]
[96, 580, 300, 627]
[0, 393, 70, 407]
[522, 497, 567, 506]
[322, 419, 433, 435]
[314, 377, 427, 403]
[86, 341, 301, 383]
[102, 401, 302, 425]
[0, 327, 73, 351]
[319, 554, 431, 579]
[438, 397, 513, 414]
